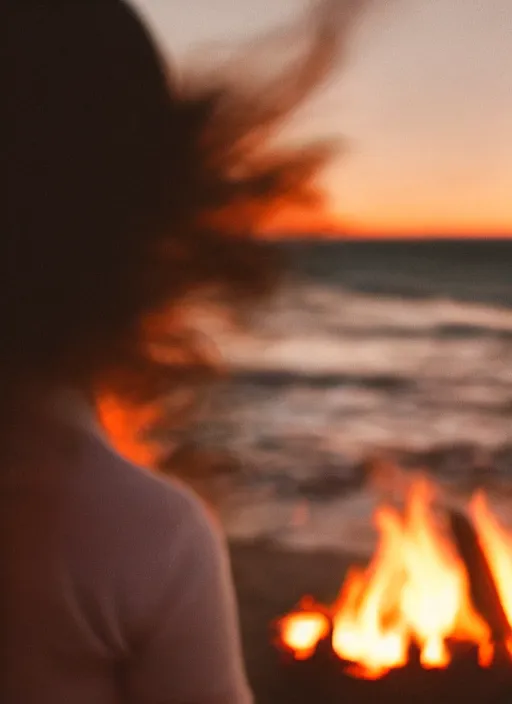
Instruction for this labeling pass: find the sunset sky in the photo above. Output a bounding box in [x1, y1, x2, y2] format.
[134, 0, 512, 237]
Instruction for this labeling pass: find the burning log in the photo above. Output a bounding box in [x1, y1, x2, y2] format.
[449, 509, 512, 646]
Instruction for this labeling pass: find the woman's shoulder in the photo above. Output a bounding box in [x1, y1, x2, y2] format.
[67, 431, 225, 596]
[58, 434, 227, 659]
[77, 433, 217, 548]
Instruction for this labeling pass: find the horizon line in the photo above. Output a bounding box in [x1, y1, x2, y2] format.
[260, 231, 512, 241]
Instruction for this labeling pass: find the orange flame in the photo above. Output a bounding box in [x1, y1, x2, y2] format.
[277, 599, 331, 660]
[278, 476, 512, 679]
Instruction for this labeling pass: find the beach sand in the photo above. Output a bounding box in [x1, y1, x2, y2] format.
[229, 541, 357, 704]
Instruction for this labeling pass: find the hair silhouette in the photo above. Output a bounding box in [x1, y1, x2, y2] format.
[4, 0, 368, 420]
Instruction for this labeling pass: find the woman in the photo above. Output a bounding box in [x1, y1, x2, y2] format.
[2, 0, 353, 702]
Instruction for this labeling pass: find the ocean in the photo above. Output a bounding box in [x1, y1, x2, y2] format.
[194, 239, 512, 554]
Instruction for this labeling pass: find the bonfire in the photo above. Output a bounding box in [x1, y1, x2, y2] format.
[276, 474, 512, 680]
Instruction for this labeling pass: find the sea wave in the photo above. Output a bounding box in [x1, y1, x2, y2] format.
[195, 242, 512, 552]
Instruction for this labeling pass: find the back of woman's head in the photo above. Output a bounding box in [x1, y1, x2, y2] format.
[4, 0, 363, 409]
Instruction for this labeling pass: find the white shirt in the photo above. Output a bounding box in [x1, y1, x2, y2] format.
[1, 392, 252, 704]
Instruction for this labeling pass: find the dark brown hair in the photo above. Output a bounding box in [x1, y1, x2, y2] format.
[4, 0, 356, 428]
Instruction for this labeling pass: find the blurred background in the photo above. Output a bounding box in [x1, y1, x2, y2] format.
[190, 238, 512, 555]
[133, 0, 512, 557]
